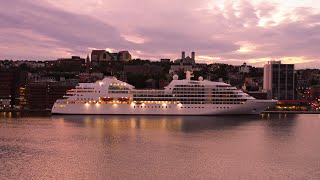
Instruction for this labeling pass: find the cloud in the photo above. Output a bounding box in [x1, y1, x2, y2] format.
[0, 0, 131, 59]
[0, 0, 319, 68]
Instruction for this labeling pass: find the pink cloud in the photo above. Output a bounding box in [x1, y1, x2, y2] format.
[0, 0, 319, 68]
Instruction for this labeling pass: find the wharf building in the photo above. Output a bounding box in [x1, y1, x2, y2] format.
[263, 61, 295, 100]
[0, 69, 79, 110]
[26, 81, 77, 110]
[0, 71, 29, 109]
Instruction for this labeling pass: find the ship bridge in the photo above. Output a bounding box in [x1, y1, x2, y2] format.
[76, 77, 135, 90]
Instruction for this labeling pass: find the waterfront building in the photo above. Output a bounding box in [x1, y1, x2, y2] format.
[263, 61, 295, 100]
[110, 53, 118, 61]
[14, 61, 46, 69]
[54, 56, 86, 72]
[57, 56, 85, 64]
[115, 71, 127, 82]
[26, 81, 77, 109]
[145, 79, 157, 89]
[124, 64, 163, 76]
[160, 59, 171, 63]
[0, 71, 28, 109]
[247, 91, 268, 100]
[170, 65, 192, 72]
[239, 62, 251, 74]
[159, 79, 170, 89]
[311, 85, 320, 100]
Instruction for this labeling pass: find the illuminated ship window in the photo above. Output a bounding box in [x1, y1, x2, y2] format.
[109, 83, 130, 90]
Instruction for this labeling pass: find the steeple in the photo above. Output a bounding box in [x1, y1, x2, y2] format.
[86, 54, 90, 64]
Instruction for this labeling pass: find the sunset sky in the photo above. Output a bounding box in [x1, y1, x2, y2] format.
[1, 0, 320, 68]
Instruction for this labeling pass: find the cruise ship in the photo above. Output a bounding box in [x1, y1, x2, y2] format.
[52, 72, 277, 115]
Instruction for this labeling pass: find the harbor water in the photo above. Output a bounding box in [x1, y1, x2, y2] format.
[1, 113, 320, 179]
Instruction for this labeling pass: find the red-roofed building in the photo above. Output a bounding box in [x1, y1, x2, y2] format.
[91, 50, 132, 63]
[91, 50, 113, 64]
[118, 51, 132, 62]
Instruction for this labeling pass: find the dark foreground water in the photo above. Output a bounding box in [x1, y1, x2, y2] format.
[1, 113, 320, 179]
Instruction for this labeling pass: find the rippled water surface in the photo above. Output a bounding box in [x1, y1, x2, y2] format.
[1, 113, 320, 179]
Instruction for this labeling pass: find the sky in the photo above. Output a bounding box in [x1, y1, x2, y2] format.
[0, 0, 320, 68]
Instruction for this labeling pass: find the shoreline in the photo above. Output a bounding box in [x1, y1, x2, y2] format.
[0, 109, 51, 113]
[263, 111, 320, 114]
[1, 109, 319, 114]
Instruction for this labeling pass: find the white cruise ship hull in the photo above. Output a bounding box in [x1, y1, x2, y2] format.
[52, 100, 277, 115]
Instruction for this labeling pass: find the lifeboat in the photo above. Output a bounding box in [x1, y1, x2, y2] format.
[135, 101, 143, 105]
[101, 97, 113, 101]
[118, 97, 129, 101]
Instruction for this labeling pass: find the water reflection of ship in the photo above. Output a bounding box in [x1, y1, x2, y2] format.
[263, 113, 298, 138]
[51, 115, 265, 133]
